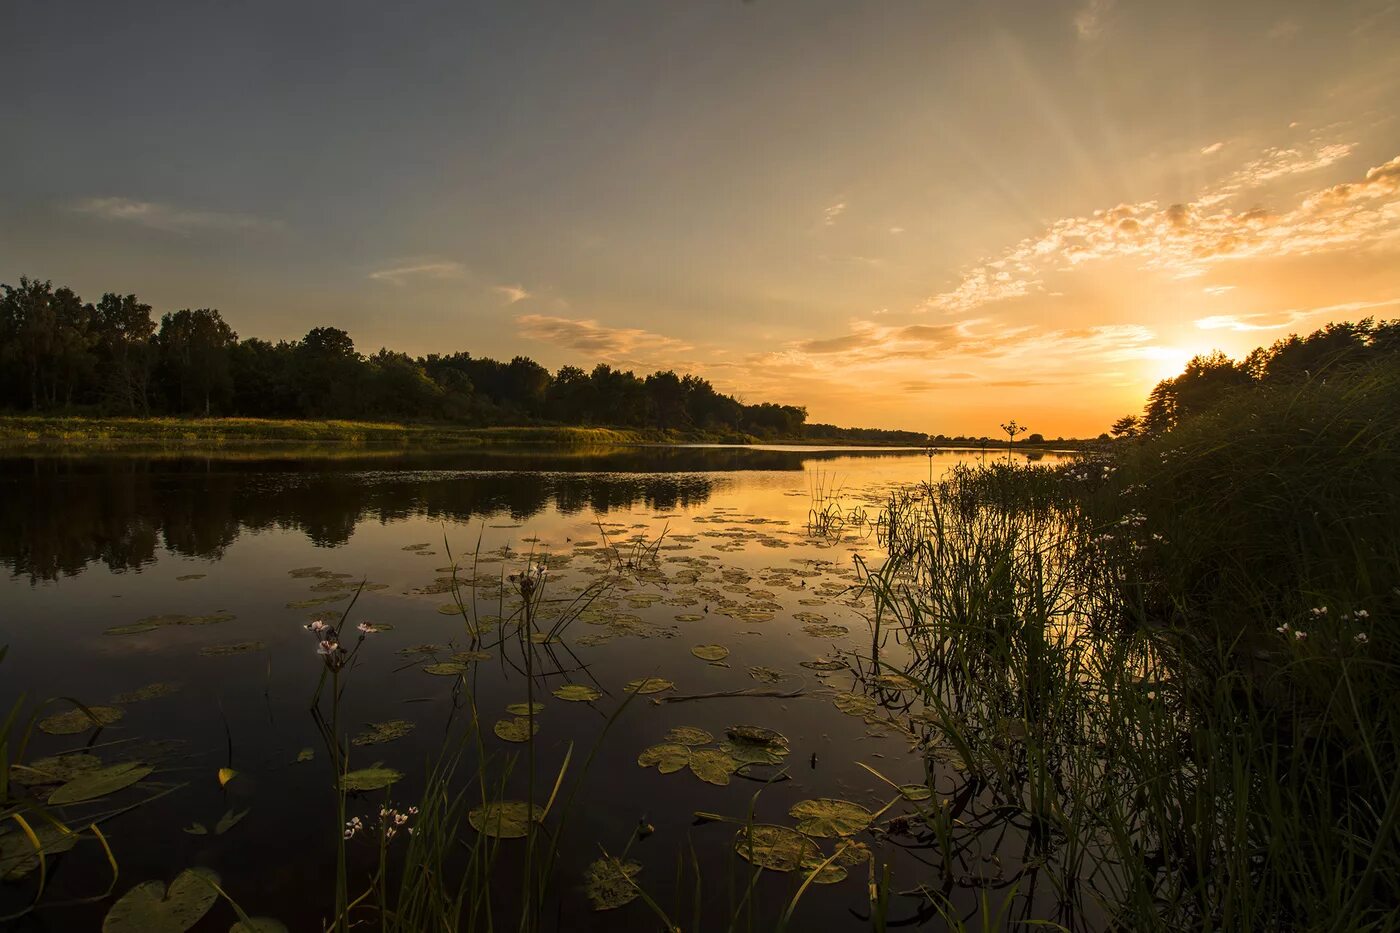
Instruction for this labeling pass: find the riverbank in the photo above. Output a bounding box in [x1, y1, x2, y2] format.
[0, 415, 739, 449]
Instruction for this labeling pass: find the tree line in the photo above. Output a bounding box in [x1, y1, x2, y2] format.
[1112, 317, 1400, 438]
[0, 277, 809, 437]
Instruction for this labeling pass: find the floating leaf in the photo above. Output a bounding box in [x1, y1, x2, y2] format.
[340, 765, 403, 792]
[690, 644, 729, 662]
[295, 748, 315, 763]
[111, 682, 182, 704]
[351, 720, 415, 746]
[214, 808, 249, 835]
[176, 574, 206, 581]
[453, 649, 492, 662]
[733, 824, 820, 872]
[898, 784, 932, 802]
[467, 801, 543, 839]
[0, 825, 79, 881]
[102, 867, 220, 933]
[217, 768, 237, 788]
[38, 706, 124, 735]
[798, 856, 848, 884]
[493, 717, 539, 743]
[422, 661, 470, 676]
[584, 856, 642, 910]
[789, 798, 872, 837]
[876, 672, 918, 690]
[183, 823, 208, 836]
[637, 743, 691, 774]
[688, 748, 736, 786]
[799, 659, 844, 672]
[199, 642, 265, 657]
[104, 612, 234, 636]
[48, 762, 153, 806]
[505, 702, 545, 716]
[726, 725, 789, 749]
[552, 684, 601, 702]
[623, 677, 674, 695]
[9, 752, 103, 787]
[664, 726, 713, 746]
[720, 741, 787, 767]
[674, 614, 704, 623]
[833, 694, 876, 716]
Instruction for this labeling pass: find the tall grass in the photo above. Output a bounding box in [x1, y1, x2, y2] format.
[855, 368, 1400, 930]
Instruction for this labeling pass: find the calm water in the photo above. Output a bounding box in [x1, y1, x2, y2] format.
[0, 444, 1067, 931]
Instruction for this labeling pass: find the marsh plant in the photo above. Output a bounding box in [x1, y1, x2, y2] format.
[851, 388, 1398, 930]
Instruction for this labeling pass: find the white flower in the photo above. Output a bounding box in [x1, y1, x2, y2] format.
[1355, 609, 1369, 620]
[1276, 623, 1291, 634]
[1355, 632, 1369, 644]
[357, 622, 380, 635]
[317, 639, 340, 655]
[1294, 630, 1307, 640]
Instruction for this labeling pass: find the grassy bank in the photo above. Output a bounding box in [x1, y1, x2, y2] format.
[0, 415, 725, 449]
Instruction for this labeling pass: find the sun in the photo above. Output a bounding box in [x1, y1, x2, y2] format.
[1139, 346, 1201, 384]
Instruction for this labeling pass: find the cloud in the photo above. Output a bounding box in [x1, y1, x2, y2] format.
[1075, 0, 1115, 39]
[516, 314, 692, 360]
[70, 197, 272, 234]
[1194, 297, 1400, 332]
[368, 260, 467, 285]
[494, 284, 532, 305]
[1201, 142, 1225, 156]
[823, 201, 847, 226]
[920, 146, 1400, 314]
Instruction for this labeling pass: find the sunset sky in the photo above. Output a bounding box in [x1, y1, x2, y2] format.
[2, 0, 1398, 435]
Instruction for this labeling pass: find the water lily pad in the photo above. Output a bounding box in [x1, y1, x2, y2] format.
[798, 856, 848, 884]
[802, 623, 849, 638]
[674, 614, 704, 622]
[505, 702, 545, 716]
[552, 684, 601, 702]
[833, 694, 876, 716]
[734, 824, 821, 872]
[898, 784, 932, 802]
[422, 661, 471, 676]
[48, 761, 154, 806]
[726, 725, 789, 749]
[637, 743, 691, 774]
[688, 748, 736, 786]
[9, 752, 103, 787]
[789, 798, 872, 837]
[340, 765, 403, 792]
[452, 649, 492, 662]
[493, 717, 539, 742]
[664, 726, 713, 746]
[1, 825, 79, 881]
[111, 682, 181, 704]
[104, 612, 234, 636]
[295, 748, 315, 763]
[876, 672, 918, 690]
[351, 720, 415, 746]
[623, 677, 674, 695]
[199, 642, 264, 657]
[720, 741, 787, 767]
[38, 706, 124, 735]
[467, 801, 544, 839]
[584, 856, 642, 910]
[690, 644, 729, 662]
[799, 659, 844, 672]
[102, 867, 220, 933]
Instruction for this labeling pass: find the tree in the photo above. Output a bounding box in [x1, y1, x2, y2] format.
[93, 293, 155, 414]
[1110, 415, 1140, 439]
[295, 326, 362, 416]
[156, 309, 237, 415]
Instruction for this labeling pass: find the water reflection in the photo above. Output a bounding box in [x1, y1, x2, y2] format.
[0, 444, 936, 581]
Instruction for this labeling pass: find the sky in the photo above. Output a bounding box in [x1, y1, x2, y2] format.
[2, 0, 1398, 436]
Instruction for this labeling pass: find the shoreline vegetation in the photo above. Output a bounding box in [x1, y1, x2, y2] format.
[0, 414, 1089, 451]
